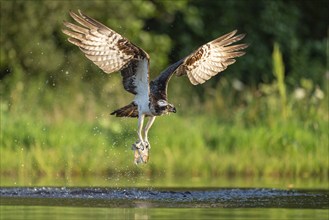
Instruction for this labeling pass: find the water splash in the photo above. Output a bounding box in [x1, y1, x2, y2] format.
[1, 187, 328, 208]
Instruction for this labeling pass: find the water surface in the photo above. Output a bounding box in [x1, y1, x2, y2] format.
[1, 187, 328, 208]
[1, 176, 328, 219]
[1, 175, 328, 189]
[1, 206, 328, 220]
[1, 187, 328, 219]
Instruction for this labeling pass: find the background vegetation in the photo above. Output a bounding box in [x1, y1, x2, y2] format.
[1, 0, 328, 184]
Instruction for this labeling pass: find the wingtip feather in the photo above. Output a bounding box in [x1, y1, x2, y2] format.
[69, 10, 77, 18]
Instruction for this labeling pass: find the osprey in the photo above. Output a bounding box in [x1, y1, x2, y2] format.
[62, 10, 248, 164]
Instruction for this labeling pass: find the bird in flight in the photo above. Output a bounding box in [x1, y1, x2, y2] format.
[62, 10, 248, 164]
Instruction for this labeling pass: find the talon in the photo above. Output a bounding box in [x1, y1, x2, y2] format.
[132, 140, 144, 151]
[132, 140, 150, 164]
[144, 141, 151, 149]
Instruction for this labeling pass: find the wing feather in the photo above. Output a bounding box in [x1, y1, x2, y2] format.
[174, 30, 248, 85]
[62, 10, 150, 97]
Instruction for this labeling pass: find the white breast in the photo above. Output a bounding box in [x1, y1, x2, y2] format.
[133, 58, 151, 115]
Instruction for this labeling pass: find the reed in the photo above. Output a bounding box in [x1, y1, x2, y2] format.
[1, 82, 327, 179]
[1, 44, 327, 180]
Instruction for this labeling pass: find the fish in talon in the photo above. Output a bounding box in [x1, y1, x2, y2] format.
[133, 143, 149, 164]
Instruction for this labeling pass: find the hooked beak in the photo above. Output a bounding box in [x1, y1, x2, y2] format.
[171, 107, 177, 113]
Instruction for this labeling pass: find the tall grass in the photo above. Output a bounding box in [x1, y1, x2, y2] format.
[1, 46, 328, 181]
[1, 107, 327, 179]
[1, 84, 327, 180]
[272, 43, 287, 118]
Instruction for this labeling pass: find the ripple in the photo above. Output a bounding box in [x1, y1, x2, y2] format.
[1, 187, 328, 208]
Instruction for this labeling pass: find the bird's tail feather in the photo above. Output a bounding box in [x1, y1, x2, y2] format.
[110, 102, 138, 117]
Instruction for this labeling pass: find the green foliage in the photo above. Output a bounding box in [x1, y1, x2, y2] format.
[1, 0, 328, 181]
[1, 72, 327, 179]
[272, 43, 287, 117]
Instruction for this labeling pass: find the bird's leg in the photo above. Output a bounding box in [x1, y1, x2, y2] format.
[143, 116, 156, 149]
[132, 114, 145, 150]
[132, 114, 150, 164]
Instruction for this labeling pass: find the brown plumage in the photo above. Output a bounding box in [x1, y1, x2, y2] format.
[110, 102, 138, 118]
[62, 10, 248, 164]
[62, 10, 149, 97]
[174, 30, 248, 85]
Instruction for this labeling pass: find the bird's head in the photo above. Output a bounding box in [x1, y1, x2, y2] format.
[155, 99, 176, 115]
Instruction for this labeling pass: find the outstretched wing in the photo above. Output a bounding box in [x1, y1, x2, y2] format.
[151, 30, 248, 100]
[62, 10, 150, 96]
[175, 30, 248, 85]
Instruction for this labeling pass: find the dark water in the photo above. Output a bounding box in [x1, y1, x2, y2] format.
[1, 187, 328, 208]
[1, 187, 328, 219]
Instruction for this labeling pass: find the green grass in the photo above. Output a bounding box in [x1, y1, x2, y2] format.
[1, 47, 328, 180]
[1, 88, 328, 179]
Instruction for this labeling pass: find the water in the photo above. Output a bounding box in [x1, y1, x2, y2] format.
[1, 187, 328, 219]
[2, 175, 328, 189]
[1, 206, 328, 220]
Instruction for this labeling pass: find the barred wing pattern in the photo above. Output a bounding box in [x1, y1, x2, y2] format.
[174, 30, 248, 85]
[62, 10, 149, 95]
